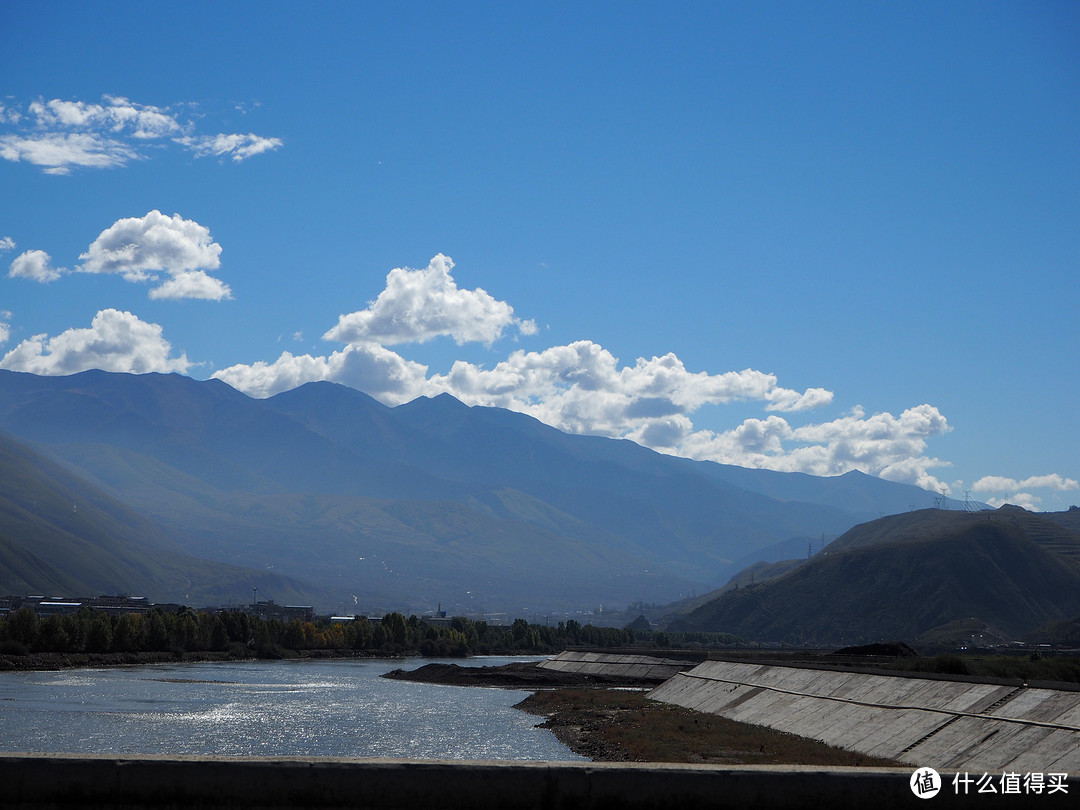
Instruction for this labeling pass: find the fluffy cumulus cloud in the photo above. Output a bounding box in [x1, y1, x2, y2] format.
[423, 343, 832, 437]
[9, 249, 65, 282]
[323, 254, 530, 346]
[0, 311, 10, 346]
[0, 95, 281, 174]
[215, 343, 430, 401]
[0, 309, 190, 375]
[78, 211, 231, 300]
[674, 405, 953, 493]
[217, 253, 966, 492]
[971, 473, 1079, 510]
[0, 236, 17, 252]
[13, 247, 1069, 498]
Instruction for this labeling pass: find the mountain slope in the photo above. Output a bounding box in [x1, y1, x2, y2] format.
[266, 383, 878, 575]
[668, 508, 1080, 643]
[0, 370, 978, 614]
[0, 431, 315, 605]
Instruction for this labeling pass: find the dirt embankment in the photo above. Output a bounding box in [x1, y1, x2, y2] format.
[515, 688, 899, 766]
[386, 660, 899, 767]
[382, 660, 667, 689]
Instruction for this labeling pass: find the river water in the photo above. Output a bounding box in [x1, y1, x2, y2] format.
[0, 656, 585, 760]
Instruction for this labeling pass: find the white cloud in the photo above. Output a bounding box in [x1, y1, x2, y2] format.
[9, 249, 65, 282]
[970, 473, 1078, 512]
[420, 343, 833, 435]
[0, 237, 15, 252]
[0, 311, 10, 346]
[0, 132, 136, 174]
[211, 254, 959, 494]
[29, 96, 182, 139]
[148, 270, 232, 301]
[79, 210, 231, 300]
[984, 494, 1040, 511]
[177, 133, 284, 161]
[972, 473, 1079, 493]
[659, 405, 954, 493]
[0, 95, 281, 173]
[0, 309, 190, 375]
[323, 254, 527, 346]
[213, 343, 429, 401]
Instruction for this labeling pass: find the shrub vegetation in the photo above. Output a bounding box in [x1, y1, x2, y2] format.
[0, 607, 646, 659]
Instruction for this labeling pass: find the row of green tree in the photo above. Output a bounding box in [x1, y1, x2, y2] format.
[0, 607, 646, 658]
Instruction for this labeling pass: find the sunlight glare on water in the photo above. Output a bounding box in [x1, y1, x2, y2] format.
[0, 657, 584, 761]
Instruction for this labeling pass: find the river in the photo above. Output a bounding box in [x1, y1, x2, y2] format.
[0, 656, 585, 760]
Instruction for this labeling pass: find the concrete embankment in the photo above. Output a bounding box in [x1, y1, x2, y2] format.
[649, 659, 1080, 773]
[0, 754, 976, 809]
[537, 649, 693, 682]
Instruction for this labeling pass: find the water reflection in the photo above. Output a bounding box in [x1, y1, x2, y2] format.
[0, 657, 584, 761]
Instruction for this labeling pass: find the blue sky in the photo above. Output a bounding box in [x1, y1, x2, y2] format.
[1, 1, 1077, 511]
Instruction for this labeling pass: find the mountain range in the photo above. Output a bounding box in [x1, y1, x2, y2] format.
[0, 369, 972, 615]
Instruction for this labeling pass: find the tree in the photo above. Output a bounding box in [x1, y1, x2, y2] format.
[381, 612, 407, 646]
[85, 612, 113, 653]
[5, 608, 38, 647]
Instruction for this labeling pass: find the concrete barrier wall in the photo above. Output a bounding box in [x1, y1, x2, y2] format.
[1, 754, 1049, 810]
[538, 650, 691, 681]
[648, 660, 1080, 773]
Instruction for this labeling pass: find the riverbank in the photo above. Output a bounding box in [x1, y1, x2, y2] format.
[383, 659, 668, 689]
[384, 659, 898, 766]
[0, 647, 401, 672]
[515, 689, 898, 766]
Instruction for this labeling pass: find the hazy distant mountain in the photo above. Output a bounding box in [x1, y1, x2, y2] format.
[667, 507, 1080, 644]
[0, 370, 971, 614]
[0, 430, 313, 605]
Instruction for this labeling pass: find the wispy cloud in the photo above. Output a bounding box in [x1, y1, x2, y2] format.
[176, 133, 284, 162]
[0, 95, 282, 174]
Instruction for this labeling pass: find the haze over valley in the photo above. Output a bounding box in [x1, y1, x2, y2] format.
[0, 368, 985, 619]
[1, 5, 1076, 645]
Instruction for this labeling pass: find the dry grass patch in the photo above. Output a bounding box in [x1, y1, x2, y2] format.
[516, 688, 898, 766]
